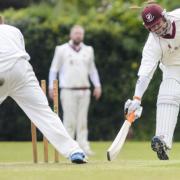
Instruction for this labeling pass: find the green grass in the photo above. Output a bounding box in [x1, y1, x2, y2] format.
[0, 141, 180, 180]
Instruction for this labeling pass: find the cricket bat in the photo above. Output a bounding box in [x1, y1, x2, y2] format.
[107, 107, 142, 161]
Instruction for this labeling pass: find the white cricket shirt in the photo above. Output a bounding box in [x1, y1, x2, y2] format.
[49, 41, 101, 89]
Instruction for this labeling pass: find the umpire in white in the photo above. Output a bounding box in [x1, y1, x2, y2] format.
[49, 25, 102, 156]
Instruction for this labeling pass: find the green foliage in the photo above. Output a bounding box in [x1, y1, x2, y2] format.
[0, 0, 55, 10]
[0, 0, 179, 141]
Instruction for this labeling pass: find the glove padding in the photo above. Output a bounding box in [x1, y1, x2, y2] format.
[124, 99, 142, 119]
[134, 106, 143, 120]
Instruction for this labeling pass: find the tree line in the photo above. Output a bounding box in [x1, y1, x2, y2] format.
[0, 0, 180, 141]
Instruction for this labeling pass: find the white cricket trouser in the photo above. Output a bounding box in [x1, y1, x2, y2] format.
[60, 89, 91, 151]
[156, 78, 180, 149]
[0, 59, 83, 158]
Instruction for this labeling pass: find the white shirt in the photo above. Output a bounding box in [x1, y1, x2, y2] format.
[134, 9, 180, 98]
[49, 41, 101, 89]
[0, 24, 30, 72]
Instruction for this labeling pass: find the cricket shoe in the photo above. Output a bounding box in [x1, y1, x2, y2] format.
[151, 136, 169, 160]
[70, 152, 88, 164]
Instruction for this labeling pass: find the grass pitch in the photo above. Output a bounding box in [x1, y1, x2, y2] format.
[0, 141, 180, 180]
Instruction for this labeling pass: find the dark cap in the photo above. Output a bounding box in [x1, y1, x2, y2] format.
[141, 4, 164, 28]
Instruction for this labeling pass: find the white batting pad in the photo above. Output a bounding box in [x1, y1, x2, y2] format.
[156, 104, 179, 149]
[156, 79, 180, 149]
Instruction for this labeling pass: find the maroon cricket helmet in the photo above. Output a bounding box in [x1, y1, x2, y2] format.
[141, 4, 164, 28]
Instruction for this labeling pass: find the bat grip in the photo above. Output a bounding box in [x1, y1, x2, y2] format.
[126, 112, 135, 123]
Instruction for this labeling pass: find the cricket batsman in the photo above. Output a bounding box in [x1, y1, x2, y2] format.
[125, 3, 180, 160]
[0, 19, 87, 164]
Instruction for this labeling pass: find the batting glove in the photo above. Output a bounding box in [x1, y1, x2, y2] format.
[134, 106, 143, 119]
[124, 97, 141, 115]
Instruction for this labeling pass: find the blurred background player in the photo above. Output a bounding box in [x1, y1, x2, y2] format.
[124, 3, 180, 160]
[49, 25, 102, 156]
[0, 19, 87, 164]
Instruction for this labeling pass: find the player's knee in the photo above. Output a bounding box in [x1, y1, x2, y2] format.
[157, 96, 179, 106]
[157, 79, 180, 106]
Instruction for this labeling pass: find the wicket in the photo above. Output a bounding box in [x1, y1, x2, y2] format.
[31, 80, 59, 163]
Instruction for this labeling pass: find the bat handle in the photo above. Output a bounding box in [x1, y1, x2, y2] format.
[126, 112, 135, 124]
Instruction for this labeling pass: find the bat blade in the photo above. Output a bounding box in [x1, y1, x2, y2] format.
[107, 120, 131, 161]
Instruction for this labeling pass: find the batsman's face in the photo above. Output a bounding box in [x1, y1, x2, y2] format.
[149, 18, 168, 36]
[70, 28, 84, 45]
